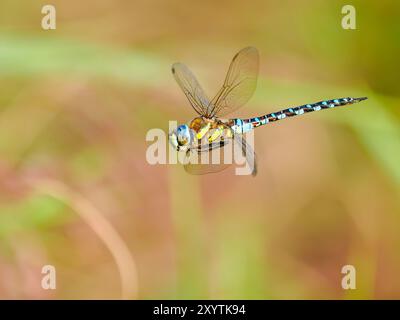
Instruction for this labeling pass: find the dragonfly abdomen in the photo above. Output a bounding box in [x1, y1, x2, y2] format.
[230, 97, 367, 134]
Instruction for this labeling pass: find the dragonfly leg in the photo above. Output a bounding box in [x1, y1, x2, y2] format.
[208, 126, 223, 143]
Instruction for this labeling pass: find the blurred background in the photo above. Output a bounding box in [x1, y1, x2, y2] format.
[0, 0, 399, 299]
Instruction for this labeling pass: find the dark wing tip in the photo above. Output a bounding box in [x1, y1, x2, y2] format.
[231, 46, 259, 61]
[171, 62, 182, 74]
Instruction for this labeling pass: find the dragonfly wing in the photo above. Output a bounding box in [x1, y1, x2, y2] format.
[182, 135, 257, 176]
[172, 63, 211, 116]
[184, 160, 232, 175]
[183, 139, 233, 175]
[234, 134, 257, 176]
[209, 47, 259, 118]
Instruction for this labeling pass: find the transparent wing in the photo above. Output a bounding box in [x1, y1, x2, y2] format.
[234, 134, 257, 176]
[209, 47, 259, 118]
[172, 63, 211, 116]
[181, 133, 258, 176]
[183, 139, 233, 175]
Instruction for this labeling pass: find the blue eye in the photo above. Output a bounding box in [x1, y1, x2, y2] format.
[177, 125, 188, 133]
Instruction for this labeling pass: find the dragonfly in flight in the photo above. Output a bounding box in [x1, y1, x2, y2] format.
[169, 47, 367, 176]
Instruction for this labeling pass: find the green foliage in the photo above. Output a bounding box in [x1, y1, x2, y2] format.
[0, 195, 69, 237]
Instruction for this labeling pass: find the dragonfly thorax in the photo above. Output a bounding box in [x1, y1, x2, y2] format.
[189, 116, 232, 144]
[189, 116, 214, 131]
[189, 116, 220, 137]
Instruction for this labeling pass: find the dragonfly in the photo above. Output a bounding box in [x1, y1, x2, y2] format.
[169, 47, 367, 176]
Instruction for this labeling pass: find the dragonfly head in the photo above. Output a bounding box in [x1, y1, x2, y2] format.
[169, 124, 193, 151]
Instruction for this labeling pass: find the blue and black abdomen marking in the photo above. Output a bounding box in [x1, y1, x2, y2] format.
[230, 97, 367, 134]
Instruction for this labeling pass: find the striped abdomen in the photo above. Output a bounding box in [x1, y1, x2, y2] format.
[230, 97, 367, 134]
